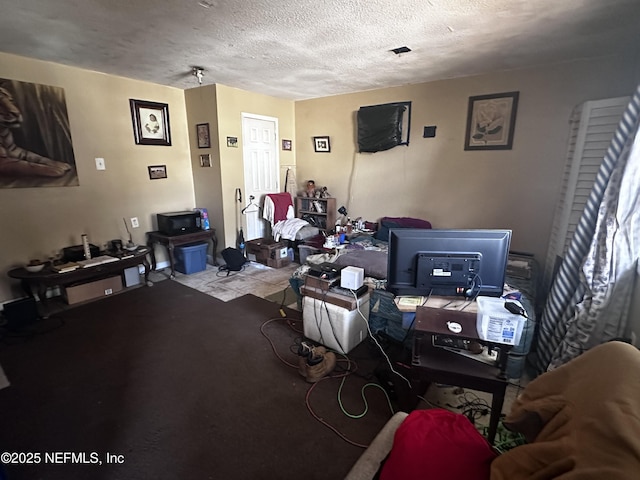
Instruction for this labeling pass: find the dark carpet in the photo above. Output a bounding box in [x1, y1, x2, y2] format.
[0, 281, 398, 480]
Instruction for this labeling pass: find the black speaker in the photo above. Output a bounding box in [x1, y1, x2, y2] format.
[2, 297, 39, 330]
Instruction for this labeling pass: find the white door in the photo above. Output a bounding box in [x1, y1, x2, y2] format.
[241, 114, 279, 240]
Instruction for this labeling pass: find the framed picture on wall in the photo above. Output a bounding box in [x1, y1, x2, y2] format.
[148, 165, 167, 179]
[313, 136, 330, 153]
[196, 123, 211, 148]
[130, 99, 171, 146]
[464, 91, 519, 150]
[282, 139, 292, 151]
[199, 154, 211, 167]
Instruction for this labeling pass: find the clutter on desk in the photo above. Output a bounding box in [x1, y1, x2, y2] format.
[25, 259, 46, 272]
[52, 262, 79, 273]
[394, 295, 429, 312]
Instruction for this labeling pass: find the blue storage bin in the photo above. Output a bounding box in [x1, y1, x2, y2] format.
[175, 242, 208, 274]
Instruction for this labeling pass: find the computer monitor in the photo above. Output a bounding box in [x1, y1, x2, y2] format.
[386, 229, 512, 297]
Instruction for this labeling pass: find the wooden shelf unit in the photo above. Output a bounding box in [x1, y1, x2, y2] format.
[295, 196, 336, 232]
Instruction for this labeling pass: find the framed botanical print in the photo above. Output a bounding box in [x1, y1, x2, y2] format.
[464, 91, 519, 150]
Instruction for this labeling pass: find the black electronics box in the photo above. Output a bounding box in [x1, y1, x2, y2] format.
[63, 244, 100, 262]
[308, 262, 344, 280]
[329, 284, 369, 298]
[157, 211, 201, 236]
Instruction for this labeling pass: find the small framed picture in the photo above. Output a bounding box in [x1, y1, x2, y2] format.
[227, 136, 238, 148]
[313, 136, 330, 153]
[196, 123, 211, 148]
[199, 154, 211, 167]
[148, 165, 167, 179]
[464, 91, 519, 150]
[130, 99, 171, 146]
[282, 139, 292, 151]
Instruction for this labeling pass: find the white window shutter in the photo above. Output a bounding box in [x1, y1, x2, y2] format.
[542, 97, 629, 294]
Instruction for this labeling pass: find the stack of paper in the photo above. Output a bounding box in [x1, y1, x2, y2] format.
[52, 262, 80, 273]
[394, 296, 428, 312]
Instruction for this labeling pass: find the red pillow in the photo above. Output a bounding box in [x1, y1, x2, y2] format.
[380, 409, 497, 480]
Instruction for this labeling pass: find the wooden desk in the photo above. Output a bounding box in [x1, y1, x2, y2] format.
[146, 229, 217, 279]
[8, 248, 151, 317]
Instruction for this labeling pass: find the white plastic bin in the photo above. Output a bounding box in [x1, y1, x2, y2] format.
[303, 293, 370, 354]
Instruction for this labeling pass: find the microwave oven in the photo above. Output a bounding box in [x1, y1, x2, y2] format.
[157, 211, 201, 235]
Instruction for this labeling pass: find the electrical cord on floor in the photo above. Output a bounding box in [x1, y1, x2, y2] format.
[337, 376, 395, 420]
[351, 289, 412, 389]
[454, 390, 493, 425]
[260, 316, 302, 369]
[260, 313, 396, 449]
[215, 264, 247, 277]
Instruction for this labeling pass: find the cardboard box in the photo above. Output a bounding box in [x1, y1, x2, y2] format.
[64, 276, 123, 305]
[266, 256, 290, 269]
[246, 238, 289, 267]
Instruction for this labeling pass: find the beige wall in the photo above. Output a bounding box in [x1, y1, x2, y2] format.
[185, 84, 224, 260]
[294, 55, 639, 270]
[213, 84, 296, 249]
[0, 52, 194, 303]
[1, 50, 638, 315]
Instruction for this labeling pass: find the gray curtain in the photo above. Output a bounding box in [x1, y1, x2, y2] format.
[534, 84, 640, 373]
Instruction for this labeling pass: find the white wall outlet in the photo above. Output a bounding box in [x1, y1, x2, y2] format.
[130, 217, 139, 228]
[95, 157, 106, 170]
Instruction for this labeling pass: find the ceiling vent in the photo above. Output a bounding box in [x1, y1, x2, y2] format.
[390, 46, 411, 55]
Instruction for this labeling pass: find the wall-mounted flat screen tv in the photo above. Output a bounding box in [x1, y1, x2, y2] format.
[357, 101, 411, 153]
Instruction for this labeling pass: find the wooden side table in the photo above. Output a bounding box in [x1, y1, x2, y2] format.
[411, 336, 507, 444]
[409, 306, 510, 445]
[146, 229, 218, 279]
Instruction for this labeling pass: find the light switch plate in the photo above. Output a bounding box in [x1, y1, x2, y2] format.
[130, 217, 139, 228]
[95, 157, 106, 170]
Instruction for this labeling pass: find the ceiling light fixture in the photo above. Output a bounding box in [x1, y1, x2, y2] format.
[192, 66, 205, 85]
[390, 46, 411, 55]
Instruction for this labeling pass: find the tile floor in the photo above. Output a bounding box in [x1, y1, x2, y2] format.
[148, 259, 300, 304]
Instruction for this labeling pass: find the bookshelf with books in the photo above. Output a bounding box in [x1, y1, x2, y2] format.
[295, 196, 336, 233]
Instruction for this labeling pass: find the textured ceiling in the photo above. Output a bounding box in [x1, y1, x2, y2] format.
[1, 0, 639, 100]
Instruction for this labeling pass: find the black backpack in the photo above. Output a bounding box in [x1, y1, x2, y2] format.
[219, 247, 246, 274]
